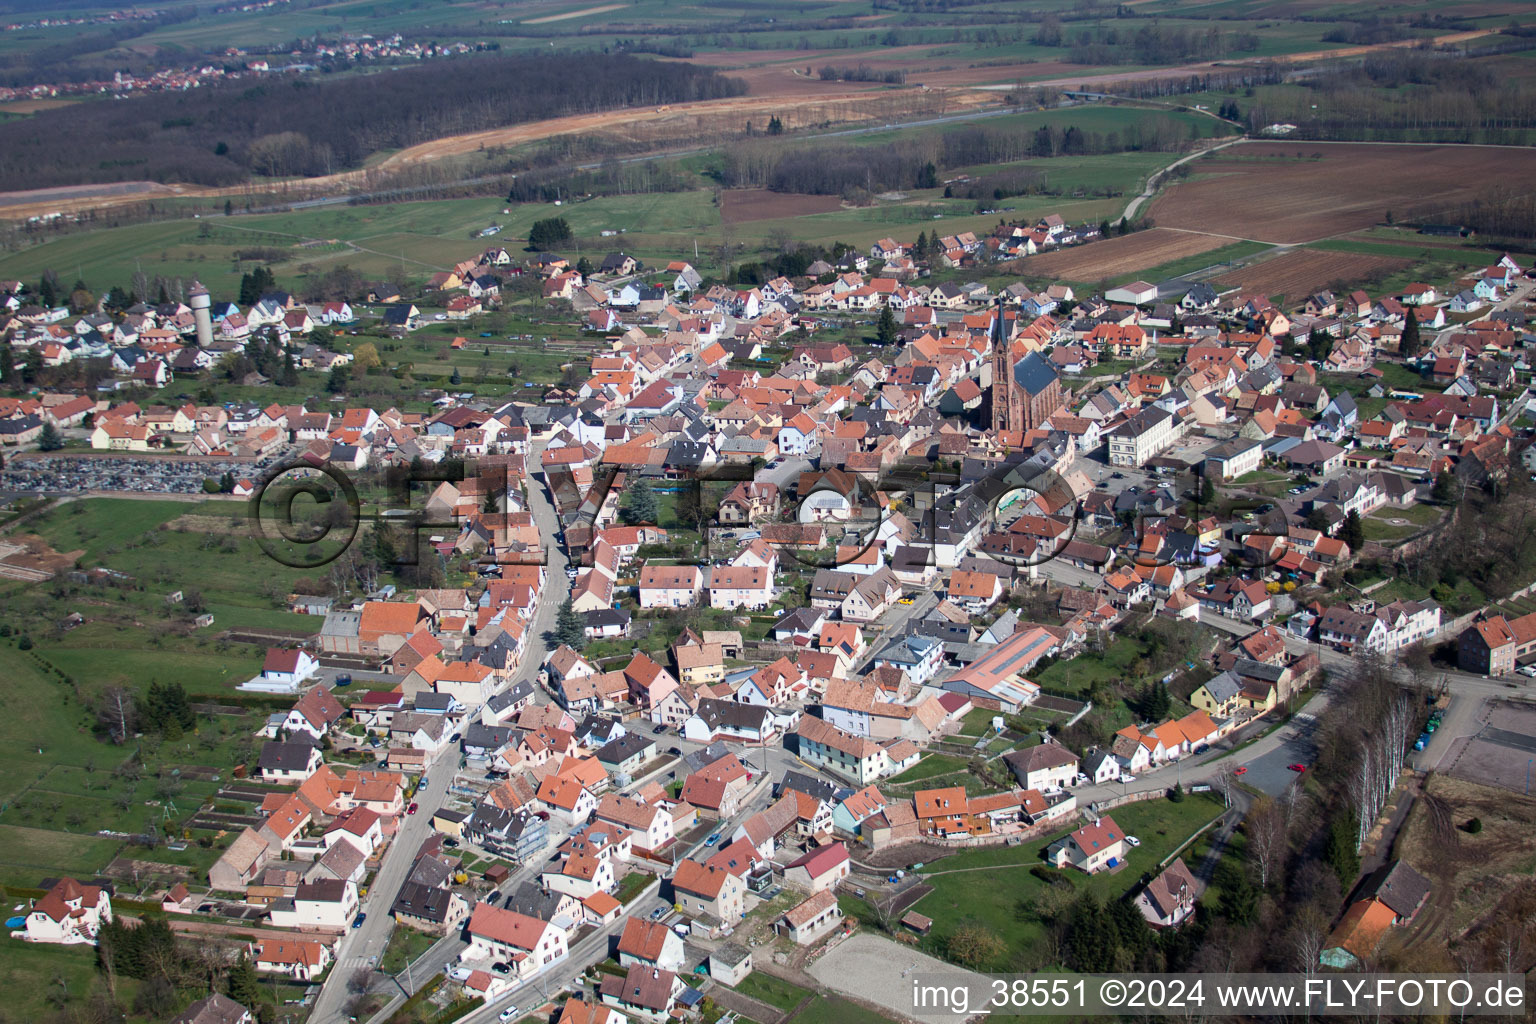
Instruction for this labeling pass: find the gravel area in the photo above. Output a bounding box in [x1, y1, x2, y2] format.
[807, 932, 976, 1024]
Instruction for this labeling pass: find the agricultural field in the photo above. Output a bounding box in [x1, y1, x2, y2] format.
[1018, 227, 1230, 284]
[1149, 141, 1536, 245]
[0, 117, 1186, 301]
[1211, 247, 1410, 304]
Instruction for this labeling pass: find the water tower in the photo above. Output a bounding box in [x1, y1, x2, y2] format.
[189, 280, 213, 348]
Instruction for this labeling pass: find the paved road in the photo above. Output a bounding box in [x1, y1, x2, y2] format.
[310, 754, 457, 1023]
[314, 443, 574, 1024]
[458, 775, 791, 1024]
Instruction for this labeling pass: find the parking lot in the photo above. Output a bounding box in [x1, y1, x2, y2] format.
[1443, 700, 1536, 794]
[0, 452, 286, 494]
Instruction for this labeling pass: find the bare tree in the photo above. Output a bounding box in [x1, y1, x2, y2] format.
[1287, 905, 1330, 976]
[1246, 795, 1287, 889]
[97, 687, 135, 744]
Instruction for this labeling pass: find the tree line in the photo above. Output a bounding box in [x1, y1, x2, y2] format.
[96, 916, 274, 1022]
[0, 53, 746, 190]
[1239, 50, 1536, 145]
[715, 115, 1207, 197]
[1065, 25, 1262, 66]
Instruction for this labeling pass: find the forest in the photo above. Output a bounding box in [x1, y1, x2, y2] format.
[1241, 50, 1536, 145]
[716, 115, 1205, 197]
[0, 54, 745, 191]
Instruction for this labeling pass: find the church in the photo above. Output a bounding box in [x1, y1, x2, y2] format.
[990, 326, 1066, 435]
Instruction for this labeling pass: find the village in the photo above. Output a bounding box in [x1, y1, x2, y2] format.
[2, 205, 1534, 1024]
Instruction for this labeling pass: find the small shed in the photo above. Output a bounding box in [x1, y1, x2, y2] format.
[709, 942, 753, 987]
[483, 863, 510, 885]
[900, 911, 933, 935]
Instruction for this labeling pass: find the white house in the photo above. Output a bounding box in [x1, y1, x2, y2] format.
[251, 938, 333, 981]
[464, 903, 569, 977]
[1003, 742, 1079, 791]
[267, 879, 360, 932]
[638, 564, 702, 609]
[707, 565, 773, 610]
[258, 647, 319, 691]
[1047, 815, 1127, 874]
[25, 878, 112, 944]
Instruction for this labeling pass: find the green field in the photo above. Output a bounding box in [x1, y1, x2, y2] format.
[0, 940, 133, 1024]
[886, 753, 972, 785]
[912, 796, 1224, 970]
[0, 101, 1230, 305]
[735, 971, 812, 1011]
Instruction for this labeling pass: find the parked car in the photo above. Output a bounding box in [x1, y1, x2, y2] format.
[334, 673, 352, 687]
[408, 802, 419, 815]
[1120, 773, 1137, 782]
[704, 832, 721, 847]
[500, 1008, 521, 1022]
[485, 891, 501, 905]
[1073, 774, 1090, 785]
[649, 907, 667, 922]
[352, 913, 367, 929]
[491, 962, 511, 975]
[1288, 763, 1308, 772]
[1125, 836, 1141, 847]
[443, 838, 459, 849]
[1233, 766, 1248, 776]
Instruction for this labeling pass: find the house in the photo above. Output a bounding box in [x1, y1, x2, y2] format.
[617, 917, 685, 973]
[1002, 742, 1078, 791]
[638, 564, 702, 609]
[671, 859, 747, 924]
[599, 964, 682, 1022]
[1189, 670, 1243, 719]
[707, 565, 773, 610]
[595, 793, 675, 851]
[1047, 814, 1126, 874]
[1108, 406, 1182, 467]
[267, 878, 360, 932]
[1199, 579, 1272, 622]
[1363, 860, 1432, 925]
[172, 994, 254, 1024]
[946, 569, 1003, 614]
[1136, 857, 1198, 927]
[250, 937, 334, 981]
[781, 890, 844, 945]
[794, 716, 890, 784]
[282, 686, 345, 739]
[24, 877, 113, 945]
[782, 842, 851, 893]
[464, 903, 569, 976]
[259, 740, 322, 783]
[595, 734, 657, 777]
[1457, 610, 1536, 675]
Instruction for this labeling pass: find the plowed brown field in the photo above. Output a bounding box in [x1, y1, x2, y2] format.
[1020, 228, 1228, 282]
[720, 190, 845, 223]
[1211, 248, 1409, 301]
[1151, 141, 1536, 244]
